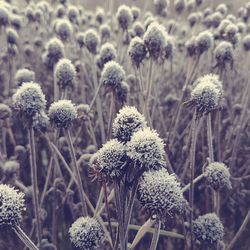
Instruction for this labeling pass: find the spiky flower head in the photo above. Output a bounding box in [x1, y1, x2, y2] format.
[67, 5, 79, 23]
[154, 0, 169, 16]
[84, 28, 100, 54]
[76, 32, 85, 48]
[0, 184, 25, 226]
[189, 74, 223, 114]
[143, 22, 167, 60]
[132, 21, 145, 37]
[204, 162, 231, 191]
[174, 0, 186, 14]
[116, 5, 133, 31]
[10, 14, 23, 30]
[242, 34, 250, 51]
[12, 82, 46, 120]
[188, 13, 199, 27]
[0, 103, 12, 119]
[55, 18, 73, 42]
[101, 61, 125, 88]
[15, 68, 35, 86]
[69, 216, 104, 250]
[214, 41, 234, 69]
[33, 111, 49, 133]
[44, 37, 65, 70]
[216, 4, 228, 16]
[6, 27, 19, 45]
[99, 43, 117, 66]
[54, 58, 76, 90]
[100, 24, 111, 41]
[195, 30, 214, 55]
[96, 139, 127, 180]
[48, 99, 77, 129]
[137, 168, 187, 219]
[127, 127, 165, 169]
[2, 160, 20, 176]
[0, 6, 9, 26]
[193, 213, 224, 248]
[164, 35, 175, 59]
[211, 12, 223, 28]
[131, 6, 141, 21]
[112, 106, 147, 143]
[95, 7, 105, 24]
[128, 37, 147, 68]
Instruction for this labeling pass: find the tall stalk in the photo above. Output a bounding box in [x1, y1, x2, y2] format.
[149, 219, 161, 250]
[28, 127, 42, 247]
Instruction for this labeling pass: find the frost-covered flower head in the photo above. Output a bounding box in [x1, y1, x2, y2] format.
[44, 37, 65, 70]
[99, 43, 117, 66]
[13, 82, 46, 119]
[55, 18, 73, 41]
[216, 4, 228, 16]
[128, 37, 147, 68]
[6, 27, 19, 45]
[101, 61, 125, 88]
[242, 34, 250, 51]
[96, 139, 127, 180]
[112, 106, 147, 142]
[84, 28, 100, 54]
[33, 111, 49, 133]
[67, 5, 79, 23]
[195, 30, 214, 55]
[188, 13, 199, 27]
[190, 74, 223, 114]
[214, 41, 234, 69]
[211, 12, 223, 28]
[143, 22, 167, 60]
[48, 100, 77, 129]
[193, 213, 224, 248]
[2, 160, 20, 177]
[204, 162, 231, 191]
[10, 14, 23, 30]
[186, 36, 197, 58]
[0, 103, 11, 119]
[54, 58, 76, 89]
[0, 6, 9, 26]
[116, 5, 133, 30]
[154, 0, 169, 16]
[137, 168, 187, 218]
[127, 127, 165, 169]
[131, 6, 141, 21]
[0, 184, 25, 226]
[174, 0, 186, 14]
[76, 32, 85, 48]
[100, 24, 111, 42]
[69, 216, 103, 250]
[15, 68, 35, 86]
[164, 35, 175, 59]
[132, 21, 145, 37]
[95, 7, 105, 24]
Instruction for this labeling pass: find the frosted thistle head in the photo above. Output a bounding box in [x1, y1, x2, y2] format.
[12, 82, 46, 120]
[100, 24, 111, 42]
[76, 32, 85, 48]
[48, 100, 77, 129]
[15, 68, 35, 86]
[112, 106, 147, 143]
[84, 28, 100, 54]
[54, 58, 76, 90]
[204, 162, 231, 191]
[174, 0, 186, 14]
[55, 18, 73, 42]
[95, 7, 105, 24]
[128, 37, 147, 68]
[33, 111, 49, 133]
[0, 184, 25, 226]
[2, 160, 20, 177]
[242, 34, 250, 52]
[69, 216, 104, 250]
[0, 103, 11, 120]
[195, 30, 214, 55]
[10, 14, 23, 30]
[96, 139, 127, 180]
[101, 61, 125, 89]
[6, 27, 19, 45]
[214, 41, 234, 69]
[137, 168, 187, 219]
[216, 4, 228, 16]
[154, 0, 169, 16]
[132, 21, 145, 37]
[127, 127, 165, 170]
[193, 213, 224, 248]
[189, 74, 223, 114]
[67, 5, 79, 23]
[131, 6, 141, 21]
[99, 43, 117, 67]
[44, 37, 65, 70]
[116, 5, 133, 31]
[164, 35, 175, 60]
[143, 22, 167, 60]
[0, 7, 9, 27]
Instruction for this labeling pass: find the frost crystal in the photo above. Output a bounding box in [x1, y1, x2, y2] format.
[69, 216, 103, 250]
[0, 184, 25, 226]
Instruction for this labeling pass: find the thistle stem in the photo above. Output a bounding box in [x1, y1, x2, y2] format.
[149, 219, 161, 250]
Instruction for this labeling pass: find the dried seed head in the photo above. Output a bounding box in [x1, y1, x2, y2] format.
[164, 35, 175, 59]
[193, 213, 224, 248]
[10, 14, 22, 30]
[69, 216, 104, 250]
[15, 68, 35, 86]
[48, 99, 77, 129]
[214, 41, 234, 69]
[6, 27, 18, 45]
[100, 24, 111, 41]
[96, 139, 127, 180]
[54, 58, 76, 90]
[101, 60, 125, 88]
[55, 18, 73, 42]
[0, 6, 9, 26]
[143, 22, 167, 60]
[0, 184, 25, 226]
[128, 36, 147, 68]
[174, 0, 186, 14]
[99, 43, 117, 66]
[2, 160, 20, 176]
[84, 28, 100, 54]
[211, 12, 223, 28]
[195, 30, 214, 55]
[132, 21, 145, 37]
[67, 5, 79, 23]
[116, 5, 133, 31]
[131, 6, 141, 21]
[154, 0, 169, 16]
[242, 34, 250, 51]
[33, 111, 49, 133]
[204, 162, 231, 191]
[138, 168, 187, 218]
[0, 103, 11, 119]
[112, 106, 147, 142]
[13, 82, 46, 119]
[95, 7, 105, 24]
[127, 127, 165, 169]
[216, 4, 228, 16]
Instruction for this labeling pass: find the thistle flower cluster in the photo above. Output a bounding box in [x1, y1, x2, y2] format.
[116, 5, 133, 31]
[189, 74, 223, 114]
[204, 162, 232, 191]
[99, 43, 117, 67]
[174, 0, 186, 14]
[15, 68, 35, 86]
[214, 41, 234, 69]
[0, 184, 25, 226]
[96, 139, 127, 180]
[0, 103, 12, 119]
[84, 28, 100, 54]
[55, 18, 73, 42]
[137, 168, 187, 218]
[154, 0, 169, 16]
[193, 213, 224, 248]
[132, 21, 145, 37]
[6, 27, 19, 45]
[1, 160, 20, 176]
[32, 111, 49, 133]
[131, 6, 140, 21]
[54, 58, 76, 89]
[100, 24, 111, 42]
[48, 99, 77, 129]
[69, 216, 104, 250]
